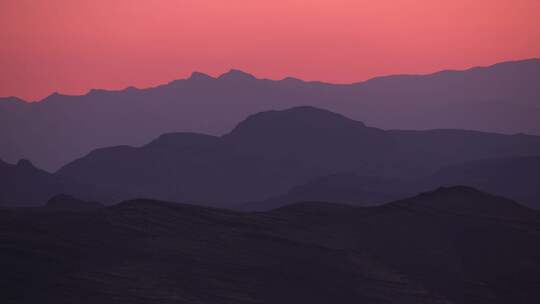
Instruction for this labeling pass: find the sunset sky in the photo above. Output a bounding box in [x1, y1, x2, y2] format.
[1, 0, 539, 101]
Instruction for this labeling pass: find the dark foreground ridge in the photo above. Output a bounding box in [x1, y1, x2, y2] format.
[2, 187, 540, 303]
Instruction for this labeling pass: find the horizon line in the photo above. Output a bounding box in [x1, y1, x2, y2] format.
[2, 57, 538, 103]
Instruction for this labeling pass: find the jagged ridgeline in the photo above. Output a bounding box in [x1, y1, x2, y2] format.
[1, 59, 539, 171]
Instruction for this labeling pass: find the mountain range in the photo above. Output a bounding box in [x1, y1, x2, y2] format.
[2, 106, 540, 209]
[3, 58, 540, 303]
[249, 155, 540, 211]
[3, 186, 540, 303]
[1, 58, 539, 171]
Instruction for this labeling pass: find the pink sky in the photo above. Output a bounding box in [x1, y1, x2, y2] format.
[1, 0, 539, 101]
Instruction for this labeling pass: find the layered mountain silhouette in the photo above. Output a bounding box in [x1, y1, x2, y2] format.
[248, 155, 540, 211]
[428, 156, 540, 206]
[0, 157, 100, 207]
[1, 58, 539, 170]
[3, 187, 540, 303]
[3, 57, 540, 304]
[2, 106, 540, 208]
[53, 107, 540, 207]
[0, 158, 66, 206]
[244, 173, 412, 210]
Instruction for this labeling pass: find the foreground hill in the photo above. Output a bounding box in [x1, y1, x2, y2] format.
[2, 187, 540, 303]
[55, 107, 540, 207]
[1, 59, 539, 170]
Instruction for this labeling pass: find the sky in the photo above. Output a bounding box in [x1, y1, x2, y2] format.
[1, 0, 539, 101]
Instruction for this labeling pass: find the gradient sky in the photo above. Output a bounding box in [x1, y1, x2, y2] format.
[1, 0, 539, 101]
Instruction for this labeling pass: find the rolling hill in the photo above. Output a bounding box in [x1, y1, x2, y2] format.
[2, 187, 540, 303]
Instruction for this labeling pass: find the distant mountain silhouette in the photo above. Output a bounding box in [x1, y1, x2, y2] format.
[248, 155, 540, 211]
[427, 156, 540, 207]
[52, 107, 540, 208]
[1, 58, 539, 170]
[243, 173, 412, 211]
[223, 106, 395, 172]
[0, 158, 64, 206]
[0, 158, 101, 207]
[55, 130, 320, 206]
[3, 187, 540, 303]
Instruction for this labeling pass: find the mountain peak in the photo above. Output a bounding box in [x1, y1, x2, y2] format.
[218, 69, 257, 81]
[232, 106, 364, 130]
[225, 106, 370, 142]
[189, 71, 215, 81]
[41, 92, 68, 104]
[428, 185, 483, 196]
[396, 185, 529, 218]
[281, 76, 304, 83]
[411, 185, 503, 204]
[123, 86, 139, 92]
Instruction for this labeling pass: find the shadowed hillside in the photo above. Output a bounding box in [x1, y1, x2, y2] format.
[248, 156, 540, 210]
[2, 187, 540, 303]
[3, 106, 540, 208]
[54, 107, 540, 207]
[0, 159, 69, 206]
